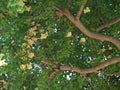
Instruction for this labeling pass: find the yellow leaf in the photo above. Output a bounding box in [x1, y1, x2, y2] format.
[25, 6, 31, 12]
[20, 56, 28, 60]
[27, 52, 34, 58]
[66, 32, 72, 37]
[31, 37, 37, 42]
[108, 55, 112, 59]
[22, 49, 26, 54]
[40, 32, 48, 39]
[24, 35, 30, 41]
[11, 40, 14, 44]
[23, 86, 27, 90]
[20, 64, 26, 70]
[84, 7, 90, 14]
[101, 48, 106, 52]
[31, 21, 35, 26]
[0, 80, 6, 85]
[80, 38, 86, 43]
[27, 39, 34, 45]
[22, 43, 30, 48]
[26, 63, 32, 69]
[0, 59, 8, 66]
[40, 29, 45, 33]
[28, 30, 37, 36]
[29, 26, 37, 31]
[108, 47, 112, 50]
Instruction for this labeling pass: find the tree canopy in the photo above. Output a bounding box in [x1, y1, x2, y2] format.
[0, 0, 120, 90]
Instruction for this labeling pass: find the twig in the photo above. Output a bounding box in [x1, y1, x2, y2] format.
[84, 77, 96, 90]
[96, 17, 120, 32]
[34, 56, 60, 79]
[48, 69, 59, 79]
[34, 56, 57, 68]
[76, 0, 87, 20]
[107, 72, 120, 77]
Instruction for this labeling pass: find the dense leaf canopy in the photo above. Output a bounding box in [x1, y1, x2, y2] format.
[0, 0, 120, 90]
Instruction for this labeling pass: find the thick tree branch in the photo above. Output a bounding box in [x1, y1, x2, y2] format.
[55, 7, 120, 49]
[35, 56, 120, 77]
[76, 0, 87, 20]
[60, 57, 120, 74]
[96, 17, 120, 32]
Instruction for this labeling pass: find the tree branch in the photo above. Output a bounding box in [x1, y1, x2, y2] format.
[48, 69, 59, 79]
[76, 0, 87, 20]
[107, 72, 120, 77]
[60, 57, 120, 74]
[84, 77, 96, 90]
[55, 7, 120, 49]
[96, 17, 120, 32]
[34, 56, 57, 68]
[35, 56, 120, 78]
[34, 56, 60, 79]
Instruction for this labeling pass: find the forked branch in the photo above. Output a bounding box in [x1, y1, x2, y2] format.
[76, 0, 87, 20]
[55, 7, 120, 49]
[96, 17, 120, 32]
[43, 4, 120, 78]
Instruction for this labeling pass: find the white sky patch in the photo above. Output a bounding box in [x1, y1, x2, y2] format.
[103, 56, 107, 61]
[86, 56, 92, 63]
[0, 53, 8, 66]
[0, 59, 8, 66]
[54, 28, 57, 33]
[97, 71, 103, 77]
[66, 75, 71, 80]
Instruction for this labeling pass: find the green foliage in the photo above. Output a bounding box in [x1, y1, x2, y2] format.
[7, 0, 25, 16]
[0, 0, 120, 90]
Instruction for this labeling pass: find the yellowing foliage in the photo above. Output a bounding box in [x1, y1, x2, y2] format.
[108, 47, 112, 50]
[66, 32, 72, 37]
[101, 48, 106, 52]
[80, 37, 86, 43]
[20, 63, 31, 70]
[25, 6, 31, 12]
[40, 32, 48, 39]
[83, 7, 90, 14]
[27, 51, 34, 58]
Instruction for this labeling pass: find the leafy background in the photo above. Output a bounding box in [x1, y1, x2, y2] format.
[0, 0, 120, 90]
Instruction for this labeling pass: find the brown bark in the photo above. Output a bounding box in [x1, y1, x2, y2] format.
[76, 0, 87, 20]
[56, 8, 120, 49]
[96, 17, 120, 32]
[35, 56, 120, 76]
[60, 57, 120, 74]
[107, 72, 120, 77]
